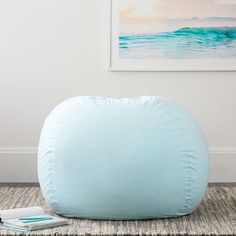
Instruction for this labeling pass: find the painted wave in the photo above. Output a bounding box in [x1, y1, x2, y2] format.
[119, 27, 236, 59]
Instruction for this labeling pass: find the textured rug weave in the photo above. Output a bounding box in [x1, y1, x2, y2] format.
[0, 184, 235, 236]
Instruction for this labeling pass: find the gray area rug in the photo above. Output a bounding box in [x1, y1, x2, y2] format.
[0, 184, 235, 236]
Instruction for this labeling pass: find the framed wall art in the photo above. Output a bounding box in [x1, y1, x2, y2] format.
[109, 0, 236, 71]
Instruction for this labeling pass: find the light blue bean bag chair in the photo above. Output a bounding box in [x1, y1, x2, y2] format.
[38, 96, 209, 219]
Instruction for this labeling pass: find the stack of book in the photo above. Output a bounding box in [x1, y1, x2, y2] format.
[0, 207, 68, 232]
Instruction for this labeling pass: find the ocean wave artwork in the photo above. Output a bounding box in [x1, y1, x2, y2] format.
[120, 26, 236, 59]
[119, 0, 236, 60]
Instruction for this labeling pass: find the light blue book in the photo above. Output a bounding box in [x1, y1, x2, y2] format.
[0, 207, 68, 232]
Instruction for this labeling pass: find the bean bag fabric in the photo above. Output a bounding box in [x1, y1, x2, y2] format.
[38, 96, 209, 219]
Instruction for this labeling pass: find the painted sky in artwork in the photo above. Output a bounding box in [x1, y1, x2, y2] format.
[119, 0, 236, 34]
[119, 0, 236, 21]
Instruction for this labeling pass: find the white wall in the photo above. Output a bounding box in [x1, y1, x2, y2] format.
[0, 0, 235, 182]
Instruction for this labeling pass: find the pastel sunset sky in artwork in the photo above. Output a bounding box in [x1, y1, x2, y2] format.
[119, 0, 236, 21]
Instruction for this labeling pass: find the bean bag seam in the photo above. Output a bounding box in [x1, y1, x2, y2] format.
[179, 118, 197, 214]
[41, 101, 80, 213]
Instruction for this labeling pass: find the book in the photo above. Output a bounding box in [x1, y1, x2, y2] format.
[0, 207, 68, 232]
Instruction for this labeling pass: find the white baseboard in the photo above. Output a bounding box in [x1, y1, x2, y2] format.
[0, 147, 38, 182]
[0, 147, 235, 183]
[208, 147, 236, 182]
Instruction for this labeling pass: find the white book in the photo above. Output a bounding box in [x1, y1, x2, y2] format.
[0, 207, 68, 232]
